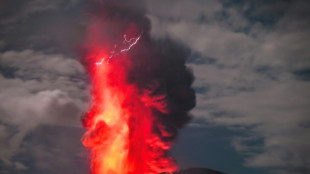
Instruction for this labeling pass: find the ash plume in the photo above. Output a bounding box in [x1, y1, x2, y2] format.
[80, 0, 196, 173]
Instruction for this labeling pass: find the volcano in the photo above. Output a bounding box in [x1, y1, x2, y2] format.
[176, 168, 225, 174]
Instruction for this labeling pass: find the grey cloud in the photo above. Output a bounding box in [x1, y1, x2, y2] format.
[0, 0, 82, 25]
[148, 10, 258, 67]
[146, 0, 223, 22]
[255, 1, 310, 71]
[146, 0, 310, 173]
[1, 50, 85, 77]
[0, 41, 5, 50]
[21, 125, 89, 174]
[0, 0, 89, 172]
[0, 49, 88, 170]
[1, 125, 89, 174]
[207, 80, 310, 164]
[0, 0, 87, 56]
[0, 89, 82, 127]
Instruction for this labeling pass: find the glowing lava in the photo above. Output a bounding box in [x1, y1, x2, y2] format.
[80, 2, 196, 173]
[81, 33, 178, 174]
[82, 60, 131, 174]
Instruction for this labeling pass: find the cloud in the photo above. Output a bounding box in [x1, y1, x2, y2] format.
[0, 0, 90, 172]
[0, 40, 5, 50]
[0, 0, 87, 55]
[19, 125, 89, 174]
[146, 0, 310, 173]
[0, 49, 88, 170]
[0, 0, 82, 25]
[148, 18, 257, 65]
[207, 80, 310, 169]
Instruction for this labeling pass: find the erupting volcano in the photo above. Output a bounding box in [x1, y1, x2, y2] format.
[80, 1, 196, 174]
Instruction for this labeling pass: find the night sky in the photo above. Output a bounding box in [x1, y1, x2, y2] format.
[0, 1, 310, 174]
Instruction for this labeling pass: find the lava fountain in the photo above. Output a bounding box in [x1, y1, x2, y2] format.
[80, 1, 196, 174]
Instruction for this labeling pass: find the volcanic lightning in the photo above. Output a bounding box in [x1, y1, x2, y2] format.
[80, 1, 196, 174]
[95, 33, 142, 65]
[120, 33, 142, 53]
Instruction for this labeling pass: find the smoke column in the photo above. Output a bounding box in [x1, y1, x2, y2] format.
[80, 1, 196, 174]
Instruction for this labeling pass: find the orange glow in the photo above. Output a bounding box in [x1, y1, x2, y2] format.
[82, 61, 130, 174]
[81, 54, 178, 174]
[81, 15, 179, 173]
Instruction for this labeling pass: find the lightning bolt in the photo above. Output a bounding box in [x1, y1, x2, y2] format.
[96, 32, 142, 65]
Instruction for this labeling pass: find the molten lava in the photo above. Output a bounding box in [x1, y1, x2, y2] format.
[81, 33, 178, 174]
[80, 2, 195, 174]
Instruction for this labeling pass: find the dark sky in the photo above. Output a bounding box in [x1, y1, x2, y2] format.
[0, 0, 310, 174]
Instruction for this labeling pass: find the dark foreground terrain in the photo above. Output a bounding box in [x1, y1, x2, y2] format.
[161, 168, 225, 174]
[177, 168, 224, 174]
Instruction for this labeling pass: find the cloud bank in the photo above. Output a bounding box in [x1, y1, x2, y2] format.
[146, 0, 310, 173]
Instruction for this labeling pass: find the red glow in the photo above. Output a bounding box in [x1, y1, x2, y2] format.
[81, 24, 178, 174]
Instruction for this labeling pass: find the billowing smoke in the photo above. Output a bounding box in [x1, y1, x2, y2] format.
[80, 1, 196, 173]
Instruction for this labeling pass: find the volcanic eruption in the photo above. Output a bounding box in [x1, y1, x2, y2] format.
[80, 1, 196, 174]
